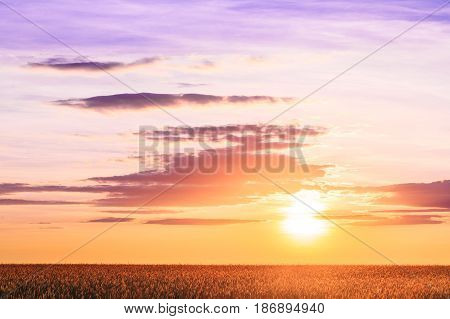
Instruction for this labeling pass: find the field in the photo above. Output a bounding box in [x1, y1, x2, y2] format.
[0, 265, 449, 299]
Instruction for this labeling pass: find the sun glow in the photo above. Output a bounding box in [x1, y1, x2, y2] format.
[281, 190, 329, 240]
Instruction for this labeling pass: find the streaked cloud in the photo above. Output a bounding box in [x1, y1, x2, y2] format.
[351, 214, 445, 226]
[318, 214, 381, 221]
[369, 208, 450, 214]
[86, 217, 134, 223]
[0, 198, 80, 205]
[191, 59, 215, 70]
[144, 218, 263, 225]
[55, 93, 292, 111]
[175, 82, 208, 88]
[27, 57, 162, 71]
[101, 209, 183, 214]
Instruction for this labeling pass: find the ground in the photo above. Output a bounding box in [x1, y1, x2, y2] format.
[0, 265, 449, 298]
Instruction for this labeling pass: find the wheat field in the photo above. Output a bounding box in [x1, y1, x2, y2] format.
[0, 265, 448, 299]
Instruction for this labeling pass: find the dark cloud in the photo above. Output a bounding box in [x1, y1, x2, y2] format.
[351, 215, 445, 226]
[55, 93, 292, 111]
[144, 218, 263, 225]
[27, 57, 161, 71]
[86, 217, 134, 223]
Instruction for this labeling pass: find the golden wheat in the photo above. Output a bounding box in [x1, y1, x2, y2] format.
[0, 265, 448, 298]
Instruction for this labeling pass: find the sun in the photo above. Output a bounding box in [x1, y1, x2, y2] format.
[281, 190, 329, 240]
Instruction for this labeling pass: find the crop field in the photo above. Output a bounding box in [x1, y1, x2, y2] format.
[0, 265, 449, 299]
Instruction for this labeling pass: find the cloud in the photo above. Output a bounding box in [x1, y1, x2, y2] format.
[319, 180, 450, 211]
[0, 198, 80, 205]
[55, 93, 292, 111]
[318, 214, 381, 220]
[0, 123, 327, 208]
[175, 82, 208, 88]
[229, 1, 450, 22]
[373, 180, 450, 209]
[0, 183, 116, 195]
[139, 124, 325, 153]
[27, 57, 162, 71]
[144, 218, 263, 225]
[86, 217, 134, 223]
[142, 124, 324, 137]
[87, 122, 328, 207]
[191, 59, 216, 69]
[86, 123, 326, 207]
[369, 208, 450, 213]
[101, 209, 183, 214]
[0, 161, 325, 208]
[88, 152, 328, 207]
[351, 215, 445, 226]
[2, 136, 447, 212]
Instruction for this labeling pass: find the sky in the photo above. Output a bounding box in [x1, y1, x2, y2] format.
[0, 0, 449, 264]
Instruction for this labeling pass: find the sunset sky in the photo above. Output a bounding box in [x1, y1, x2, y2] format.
[1, 0, 449, 264]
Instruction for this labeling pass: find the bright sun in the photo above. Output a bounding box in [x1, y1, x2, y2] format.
[281, 190, 329, 240]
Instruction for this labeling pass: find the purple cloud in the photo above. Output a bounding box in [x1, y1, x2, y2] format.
[55, 93, 291, 111]
[374, 180, 450, 209]
[27, 56, 161, 71]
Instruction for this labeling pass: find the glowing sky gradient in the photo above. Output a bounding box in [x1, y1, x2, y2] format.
[0, 0, 449, 264]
